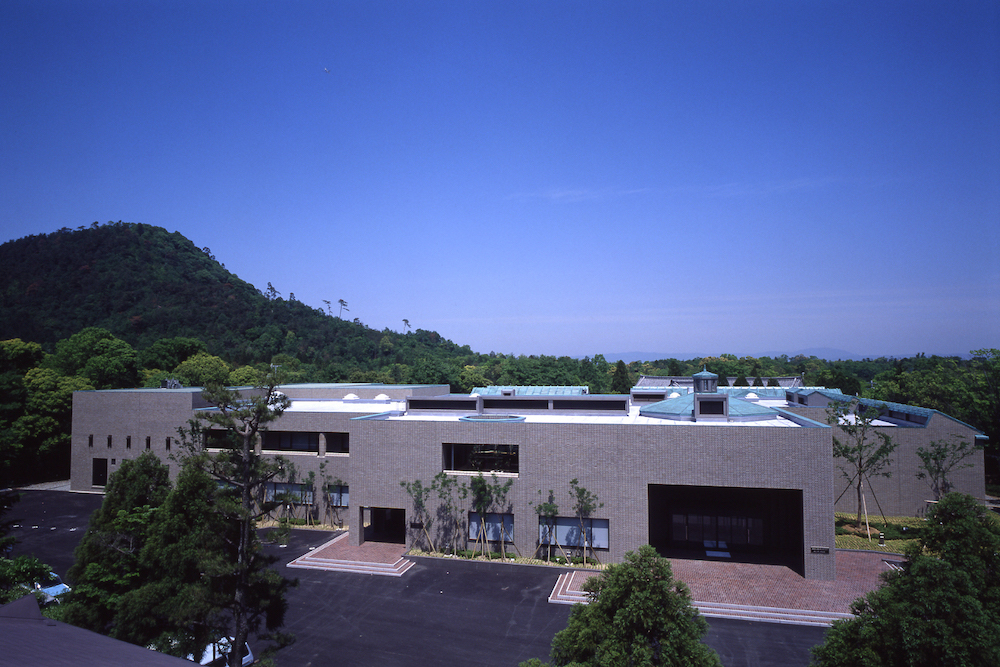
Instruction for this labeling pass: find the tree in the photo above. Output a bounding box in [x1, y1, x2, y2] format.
[138, 337, 207, 373]
[521, 545, 721, 667]
[971, 348, 1000, 480]
[812, 493, 1000, 667]
[338, 299, 349, 318]
[532, 489, 566, 562]
[131, 463, 238, 657]
[62, 452, 172, 636]
[827, 399, 898, 528]
[611, 360, 632, 394]
[173, 352, 231, 387]
[0, 555, 59, 605]
[402, 319, 411, 333]
[48, 327, 139, 389]
[916, 437, 984, 500]
[432, 471, 468, 554]
[569, 478, 603, 565]
[469, 473, 515, 557]
[400, 479, 435, 552]
[228, 364, 263, 387]
[5, 366, 91, 484]
[178, 371, 294, 667]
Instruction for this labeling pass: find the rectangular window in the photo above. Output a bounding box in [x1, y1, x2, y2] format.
[204, 430, 233, 449]
[165, 437, 171, 452]
[671, 513, 764, 547]
[126, 436, 131, 450]
[538, 517, 609, 549]
[468, 512, 514, 543]
[88, 435, 93, 448]
[326, 432, 349, 454]
[145, 436, 151, 450]
[327, 484, 349, 507]
[107, 435, 113, 448]
[443, 443, 519, 474]
[265, 482, 314, 505]
[699, 400, 725, 415]
[262, 431, 319, 452]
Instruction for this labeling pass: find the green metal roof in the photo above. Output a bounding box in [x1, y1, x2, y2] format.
[639, 394, 779, 419]
[471, 386, 589, 396]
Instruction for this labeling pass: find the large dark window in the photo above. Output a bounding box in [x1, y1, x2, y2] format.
[443, 443, 519, 474]
[326, 432, 349, 454]
[262, 431, 319, 452]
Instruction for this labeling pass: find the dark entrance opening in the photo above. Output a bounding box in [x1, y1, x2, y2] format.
[363, 507, 406, 544]
[91, 458, 108, 487]
[648, 484, 804, 576]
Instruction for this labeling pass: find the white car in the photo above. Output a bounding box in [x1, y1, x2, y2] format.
[189, 638, 253, 666]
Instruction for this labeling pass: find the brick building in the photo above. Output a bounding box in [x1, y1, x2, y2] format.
[70, 371, 986, 581]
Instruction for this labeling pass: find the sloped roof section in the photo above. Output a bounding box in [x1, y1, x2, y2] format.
[639, 394, 779, 421]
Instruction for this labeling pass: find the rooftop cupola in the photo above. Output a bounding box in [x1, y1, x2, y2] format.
[692, 368, 728, 420]
[692, 367, 719, 394]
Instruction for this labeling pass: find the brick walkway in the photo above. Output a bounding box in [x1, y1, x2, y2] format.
[561, 550, 894, 617]
[286, 532, 414, 576]
[302, 532, 409, 564]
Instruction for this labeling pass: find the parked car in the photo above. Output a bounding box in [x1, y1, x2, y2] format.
[188, 638, 253, 666]
[29, 571, 71, 604]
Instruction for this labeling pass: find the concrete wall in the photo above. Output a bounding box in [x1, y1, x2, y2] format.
[783, 406, 986, 517]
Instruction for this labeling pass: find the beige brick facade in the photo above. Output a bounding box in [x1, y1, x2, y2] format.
[69, 382, 986, 582]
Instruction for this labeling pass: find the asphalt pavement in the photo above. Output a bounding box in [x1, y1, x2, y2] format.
[6, 489, 828, 666]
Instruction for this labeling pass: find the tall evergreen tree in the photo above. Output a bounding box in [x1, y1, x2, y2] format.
[179, 370, 294, 667]
[611, 360, 632, 394]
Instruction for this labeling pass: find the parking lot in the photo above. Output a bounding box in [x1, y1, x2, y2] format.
[7, 490, 827, 666]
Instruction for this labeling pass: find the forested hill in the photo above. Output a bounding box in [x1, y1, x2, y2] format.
[0, 222, 470, 375]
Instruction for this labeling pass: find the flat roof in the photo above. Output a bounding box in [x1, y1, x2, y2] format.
[379, 404, 802, 427]
[283, 399, 407, 414]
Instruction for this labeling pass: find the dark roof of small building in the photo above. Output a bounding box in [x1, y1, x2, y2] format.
[0, 595, 192, 666]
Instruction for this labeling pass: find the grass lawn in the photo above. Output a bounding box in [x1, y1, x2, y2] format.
[834, 512, 924, 554]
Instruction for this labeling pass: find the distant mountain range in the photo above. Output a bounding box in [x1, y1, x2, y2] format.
[604, 348, 972, 363]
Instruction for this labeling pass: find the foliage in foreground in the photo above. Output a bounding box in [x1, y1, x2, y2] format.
[813, 493, 1000, 666]
[60, 448, 293, 663]
[521, 545, 721, 667]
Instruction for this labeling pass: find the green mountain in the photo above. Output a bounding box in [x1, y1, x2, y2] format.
[0, 222, 470, 374]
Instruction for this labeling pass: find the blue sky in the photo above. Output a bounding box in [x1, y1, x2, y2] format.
[3, 1, 998, 359]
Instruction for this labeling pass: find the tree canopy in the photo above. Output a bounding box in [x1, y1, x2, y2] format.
[522, 545, 721, 667]
[812, 493, 1000, 667]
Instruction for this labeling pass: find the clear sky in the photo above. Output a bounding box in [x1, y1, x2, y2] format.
[3, 1, 998, 359]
